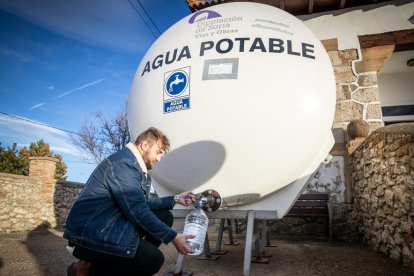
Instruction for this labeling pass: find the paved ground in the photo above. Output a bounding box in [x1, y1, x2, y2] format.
[0, 221, 413, 276]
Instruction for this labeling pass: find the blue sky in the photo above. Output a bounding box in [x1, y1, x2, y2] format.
[0, 0, 191, 182]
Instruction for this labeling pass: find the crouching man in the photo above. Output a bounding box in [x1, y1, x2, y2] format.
[64, 127, 195, 276]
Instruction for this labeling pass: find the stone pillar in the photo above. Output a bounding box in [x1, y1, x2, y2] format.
[330, 49, 383, 135]
[355, 73, 383, 131]
[29, 157, 58, 202]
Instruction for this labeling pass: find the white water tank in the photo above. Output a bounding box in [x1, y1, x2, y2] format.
[128, 2, 336, 207]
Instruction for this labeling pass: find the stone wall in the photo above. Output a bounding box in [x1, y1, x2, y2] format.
[0, 172, 56, 233]
[54, 181, 84, 230]
[0, 173, 83, 233]
[0, 157, 84, 233]
[348, 123, 414, 267]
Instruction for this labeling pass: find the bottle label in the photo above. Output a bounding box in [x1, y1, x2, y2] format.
[183, 222, 207, 244]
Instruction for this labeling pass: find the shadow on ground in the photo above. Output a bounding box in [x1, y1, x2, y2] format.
[23, 222, 75, 275]
[0, 221, 75, 276]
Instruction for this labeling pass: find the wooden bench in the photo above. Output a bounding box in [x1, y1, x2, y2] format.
[285, 193, 332, 240]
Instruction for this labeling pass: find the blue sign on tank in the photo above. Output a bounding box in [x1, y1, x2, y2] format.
[165, 71, 188, 96]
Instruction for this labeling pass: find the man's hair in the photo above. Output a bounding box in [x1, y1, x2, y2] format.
[135, 127, 170, 152]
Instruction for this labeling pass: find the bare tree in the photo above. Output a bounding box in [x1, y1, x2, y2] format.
[71, 103, 130, 164]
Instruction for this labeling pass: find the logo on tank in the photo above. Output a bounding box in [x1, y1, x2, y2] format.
[188, 9, 221, 24]
[163, 67, 191, 114]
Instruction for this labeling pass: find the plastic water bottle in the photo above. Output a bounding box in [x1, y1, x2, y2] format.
[183, 202, 208, 256]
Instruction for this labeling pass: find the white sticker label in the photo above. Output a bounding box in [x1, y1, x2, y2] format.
[208, 63, 233, 75]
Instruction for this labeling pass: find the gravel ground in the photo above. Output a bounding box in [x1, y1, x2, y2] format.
[0, 222, 412, 276]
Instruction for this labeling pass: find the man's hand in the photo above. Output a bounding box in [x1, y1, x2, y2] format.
[172, 234, 195, 255]
[176, 191, 196, 206]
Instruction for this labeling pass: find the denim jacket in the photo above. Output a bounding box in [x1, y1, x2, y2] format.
[63, 147, 177, 258]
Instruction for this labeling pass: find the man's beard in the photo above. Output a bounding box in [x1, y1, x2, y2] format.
[143, 151, 153, 170]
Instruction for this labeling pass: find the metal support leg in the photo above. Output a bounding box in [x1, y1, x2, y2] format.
[251, 220, 270, 263]
[253, 220, 260, 256]
[243, 211, 255, 276]
[213, 218, 239, 254]
[234, 219, 240, 234]
[197, 232, 220, 260]
[260, 220, 267, 252]
[328, 202, 333, 242]
[265, 220, 277, 247]
[212, 218, 227, 255]
[174, 254, 185, 274]
[224, 219, 240, 246]
[166, 254, 193, 276]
